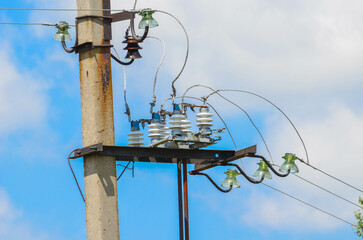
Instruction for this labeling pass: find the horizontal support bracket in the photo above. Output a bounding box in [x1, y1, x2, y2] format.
[190, 145, 257, 174]
[70, 144, 256, 166]
[111, 12, 134, 22]
[74, 42, 113, 53]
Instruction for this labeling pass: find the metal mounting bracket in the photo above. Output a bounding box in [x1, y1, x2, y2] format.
[70, 144, 256, 166]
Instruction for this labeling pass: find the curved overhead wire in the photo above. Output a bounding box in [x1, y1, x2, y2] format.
[296, 160, 363, 194]
[181, 84, 274, 163]
[112, 47, 131, 120]
[204, 88, 309, 164]
[146, 36, 166, 106]
[262, 183, 361, 230]
[154, 10, 189, 97]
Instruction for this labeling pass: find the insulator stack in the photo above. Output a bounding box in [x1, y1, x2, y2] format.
[160, 121, 170, 138]
[148, 113, 170, 143]
[128, 121, 144, 146]
[169, 104, 190, 136]
[181, 119, 192, 134]
[196, 107, 213, 134]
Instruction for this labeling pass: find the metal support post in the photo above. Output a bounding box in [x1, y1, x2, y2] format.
[177, 160, 184, 240]
[183, 159, 190, 240]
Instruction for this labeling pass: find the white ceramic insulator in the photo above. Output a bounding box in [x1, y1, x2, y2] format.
[196, 108, 213, 129]
[161, 125, 170, 138]
[148, 122, 164, 138]
[169, 113, 187, 130]
[128, 131, 144, 146]
[181, 119, 192, 133]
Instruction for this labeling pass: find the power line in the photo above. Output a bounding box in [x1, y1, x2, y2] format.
[293, 173, 362, 209]
[181, 85, 274, 163]
[297, 159, 363, 194]
[0, 8, 129, 12]
[262, 183, 361, 230]
[0, 22, 75, 27]
[147, 36, 166, 106]
[153, 10, 189, 98]
[0, 22, 53, 26]
[203, 88, 310, 165]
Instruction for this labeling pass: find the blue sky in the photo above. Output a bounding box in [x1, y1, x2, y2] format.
[0, 0, 362, 239]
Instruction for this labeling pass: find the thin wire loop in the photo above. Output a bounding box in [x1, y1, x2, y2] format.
[147, 36, 166, 106]
[154, 10, 189, 97]
[112, 47, 131, 120]
[181, 84, 274, 163]
[204, 88, 310, 164]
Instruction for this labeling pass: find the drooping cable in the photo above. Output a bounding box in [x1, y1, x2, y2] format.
[67, 149, 85, 202]
[294, 174, 362, 209]
[262, 183, 361, 230]
[203, 88, 310, 164]
[296, 160, 363, 194]
[117, 161, 132, 181]
[181, 85, 274, 163]
[154, 10, 189, 98]
[112, 47, 131, 120]
[146, 36, 166, 106]
[269, 163, 362, 208]
[195, 87, 363, 193]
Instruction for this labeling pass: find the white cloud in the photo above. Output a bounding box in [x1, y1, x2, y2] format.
[0, 43, 48, 134]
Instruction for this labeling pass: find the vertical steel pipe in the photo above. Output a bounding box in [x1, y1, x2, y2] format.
[182, 159, 190, 240]
[177, 160, 184, 240]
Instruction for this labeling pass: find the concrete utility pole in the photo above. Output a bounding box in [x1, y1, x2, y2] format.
[76, 0, 120, 239]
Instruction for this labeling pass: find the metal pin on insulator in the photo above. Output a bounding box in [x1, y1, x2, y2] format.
[196, 107, 213, 133]
[148, 113, 167, 143]
[128, 121, 144, 146]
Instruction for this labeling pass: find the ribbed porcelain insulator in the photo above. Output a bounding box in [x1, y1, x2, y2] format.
[196, 108, 213, 130]
[160, 123, 170, 138]
[181, 119, 192, 133]
[128, 131, 144, 146]
[148, 122, 165, 143]
[169, 113, 190, 136]
[169, 113, 186, 130]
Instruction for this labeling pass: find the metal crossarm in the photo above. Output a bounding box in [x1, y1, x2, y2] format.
[70, 143, 256, 165]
